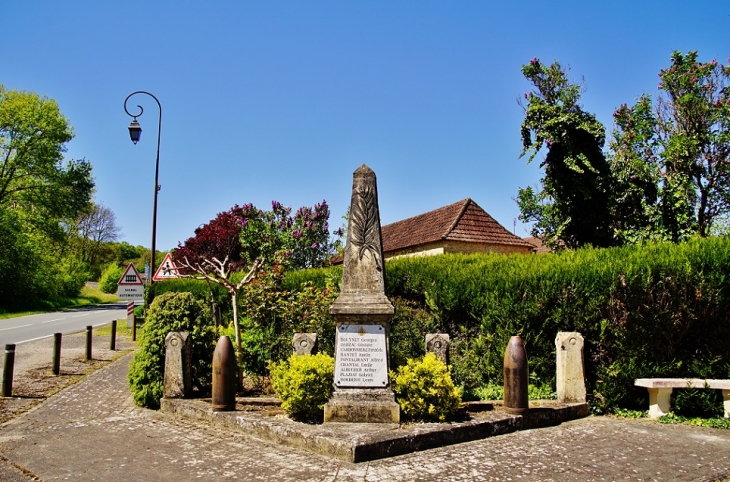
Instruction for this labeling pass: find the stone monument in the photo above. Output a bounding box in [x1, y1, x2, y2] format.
[425, 333, 450, 365]
[163, 331, 192, 399]
[555, 332, 586, 403]
[323, 165, 400, 424]
[292, 333, 318, 355]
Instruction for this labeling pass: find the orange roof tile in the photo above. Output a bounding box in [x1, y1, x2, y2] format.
[523, 236, 553, 254]
[381, 198, 534, 253]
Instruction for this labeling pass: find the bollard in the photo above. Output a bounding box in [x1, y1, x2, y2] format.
[211, 335, 237, 411]
[132, 315, 137, 342]
[53, 333, 62, 376]
[126, 301, 134, 329]
[110, 320, 117, 351]
[503, 335, 529, 415]
[2, 344, 16, 397]
[86, 325, 93, 361]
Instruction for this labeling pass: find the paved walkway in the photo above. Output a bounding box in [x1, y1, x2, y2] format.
[1, 353, 730, 481]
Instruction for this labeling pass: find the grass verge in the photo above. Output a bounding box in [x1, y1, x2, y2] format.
[0, 285, 121, 320]
[611, 408, 730, 429]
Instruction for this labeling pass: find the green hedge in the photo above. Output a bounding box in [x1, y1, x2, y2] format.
[284, 237, 730, 413]
[144, 278, 232, 323]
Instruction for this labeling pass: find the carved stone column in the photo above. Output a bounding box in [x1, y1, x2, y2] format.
[324, 165, 400, 424]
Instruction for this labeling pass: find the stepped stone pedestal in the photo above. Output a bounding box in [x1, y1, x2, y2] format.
[324, 165, 400, 424]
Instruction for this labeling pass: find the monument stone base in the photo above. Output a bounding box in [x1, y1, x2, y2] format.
[324, 388, 400, 424]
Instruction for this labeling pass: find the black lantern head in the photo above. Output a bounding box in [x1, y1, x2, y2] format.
[128, 119, 142, 144]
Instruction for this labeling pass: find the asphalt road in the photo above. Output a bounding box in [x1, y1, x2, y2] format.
[0, 303, 127, 347]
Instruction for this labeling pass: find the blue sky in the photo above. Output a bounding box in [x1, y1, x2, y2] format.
[4, 1, 728, 254]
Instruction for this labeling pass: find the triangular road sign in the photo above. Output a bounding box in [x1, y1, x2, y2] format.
[153, 253, 180, 281]
[117, 263, 144, 285]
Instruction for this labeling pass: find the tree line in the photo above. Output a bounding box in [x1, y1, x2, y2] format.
[4, 49, 727, 311]
[0, 84, 144, 312]
[517, 50, 730, 250]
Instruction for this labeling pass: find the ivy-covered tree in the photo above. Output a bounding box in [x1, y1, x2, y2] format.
[517, 59, 614, 250]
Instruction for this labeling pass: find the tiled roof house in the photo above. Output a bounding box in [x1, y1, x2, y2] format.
[523, 236, 553, 254]
[380, 198, 535, 259]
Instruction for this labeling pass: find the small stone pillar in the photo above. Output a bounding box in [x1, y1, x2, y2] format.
[163, 332, 192, 399]
[292, 333, 318, 355]
[425, 334, 450, 365]
[324, 165, 400, 424]
[555, 332, 586, 403]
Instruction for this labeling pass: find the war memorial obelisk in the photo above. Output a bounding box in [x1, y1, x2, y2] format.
[323, 164, 400, 424]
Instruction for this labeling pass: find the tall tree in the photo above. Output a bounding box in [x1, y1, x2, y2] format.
[68, 202, 122, 266]
[608, 96, 664, 243]
[657, 51, 730, 238]
[0, 85, 95, 310]
[0, 85, 94, 239]
[517, 59, 614, 250]
[609, 51, 730, 241]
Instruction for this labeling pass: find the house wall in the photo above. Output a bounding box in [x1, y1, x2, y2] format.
[384, 240, 534, 260]
[384, 242, 445, 260]
[444, 240, 534, 255]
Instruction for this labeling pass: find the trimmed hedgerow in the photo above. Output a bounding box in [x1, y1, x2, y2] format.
[144, 277, 231, 320]
[285, 237, 730, 415]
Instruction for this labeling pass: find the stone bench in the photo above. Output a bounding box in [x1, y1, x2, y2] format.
[634, 378, 730, 419]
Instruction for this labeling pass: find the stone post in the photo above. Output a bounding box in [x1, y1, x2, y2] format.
[324, 165, 400, 424]
[163, 332, 192, 399]
[425, 333, 450, 365]
[555, 332, 586, 403]
[292, 333, 318, 355]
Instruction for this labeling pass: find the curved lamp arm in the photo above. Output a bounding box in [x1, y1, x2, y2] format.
[124, 91, 162, 284]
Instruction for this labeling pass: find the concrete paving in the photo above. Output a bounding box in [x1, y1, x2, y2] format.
[1, 352, 730, 481]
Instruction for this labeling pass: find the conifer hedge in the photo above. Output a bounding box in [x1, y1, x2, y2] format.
[284, 237, 730, 413]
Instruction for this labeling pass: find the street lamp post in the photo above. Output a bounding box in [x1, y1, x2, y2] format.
[124, 91, 162, 285]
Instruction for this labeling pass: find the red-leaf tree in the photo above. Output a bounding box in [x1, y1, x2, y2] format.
[174, 204, 262, 357]
[173, 200, 336, 356]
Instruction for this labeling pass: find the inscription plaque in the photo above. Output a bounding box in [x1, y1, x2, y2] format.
[334, 324, 388, 387]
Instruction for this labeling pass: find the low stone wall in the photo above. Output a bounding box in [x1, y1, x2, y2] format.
[160, 397, 589, 463]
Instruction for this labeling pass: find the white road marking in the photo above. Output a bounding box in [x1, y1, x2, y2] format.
[16, 334, 54, 345]
[0, 324, 32, 331]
